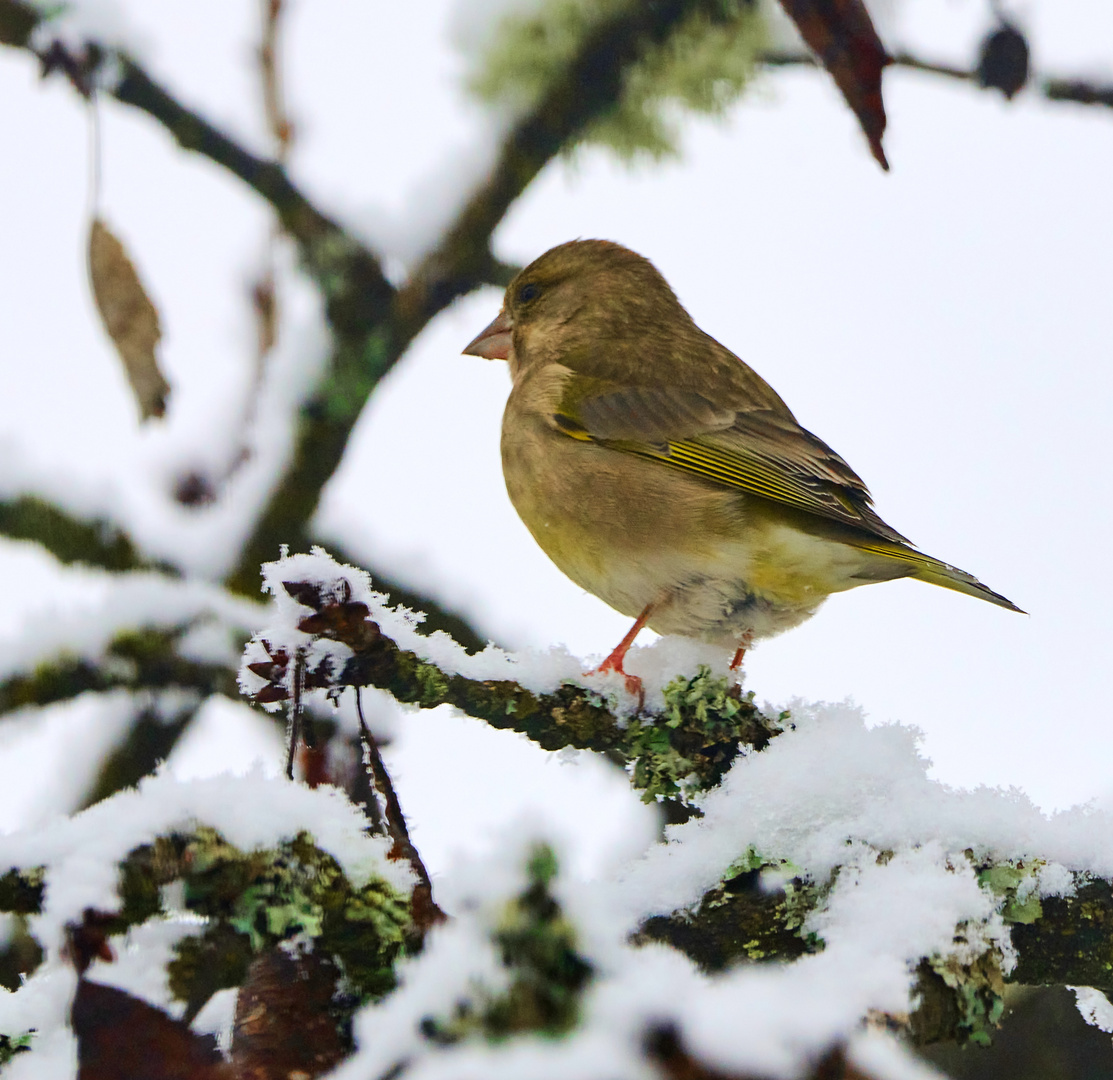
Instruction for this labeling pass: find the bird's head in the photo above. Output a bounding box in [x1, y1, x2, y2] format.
[462, 239, 690, 379]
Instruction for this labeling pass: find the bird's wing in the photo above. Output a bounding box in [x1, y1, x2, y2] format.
[554, 379, 912, 545]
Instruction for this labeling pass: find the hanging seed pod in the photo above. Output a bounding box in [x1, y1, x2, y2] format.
[88, 217, 171, 421]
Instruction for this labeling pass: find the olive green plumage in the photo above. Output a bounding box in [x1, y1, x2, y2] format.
[465, 239, 1020, 656]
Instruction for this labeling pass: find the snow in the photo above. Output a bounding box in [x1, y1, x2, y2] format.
[241, 547, 733, 711]
[604, 701, 1106, 928]
[84, 915, 208, 1016]
[0, 769, 412, 955]
[0, 966, 79, 1080]
[28, 0, 151, 62]
[1072, 986, 1113, 1035]
[191, 986, 237, 1056]
[349, 130, 510, 274]
[322, 691, 1113, 1078]
[332, 819, 975, 1079]
[3, 685, 1111, 1077]
[847, 1031, 949, 1080]
[0, 570, 261, 682]
[0, 768, 415, 1078]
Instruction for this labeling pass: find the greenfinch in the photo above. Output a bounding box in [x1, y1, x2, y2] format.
[464, 240, 1021, 688]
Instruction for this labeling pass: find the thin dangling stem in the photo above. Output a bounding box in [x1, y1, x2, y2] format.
[284, 647, 305, 780]
[354, 688, 445, 936]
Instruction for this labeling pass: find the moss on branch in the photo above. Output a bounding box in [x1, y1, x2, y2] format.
[636, 863, 818, 970]
[245, 580, 783, 795]
[0, 495, 160, 573]
[0, 625, 239, 719]
[0, 828, 412, 1022]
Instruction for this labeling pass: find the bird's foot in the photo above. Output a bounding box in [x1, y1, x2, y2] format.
[729, 632, 754, 677]
[586, 604, 655, 705]
[589, 651, 644, 703]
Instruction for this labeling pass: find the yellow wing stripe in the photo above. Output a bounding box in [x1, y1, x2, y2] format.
[616, 439, 856, 522]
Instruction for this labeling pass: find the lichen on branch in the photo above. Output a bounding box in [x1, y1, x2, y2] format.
[467, 0, 767, 158]
[1, 827, 412, 1024]
[238, 549, 785, 803]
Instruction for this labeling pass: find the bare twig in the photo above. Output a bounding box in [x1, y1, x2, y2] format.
[1043, 77, 1113, 108]
[284, 647, 305, 780]
[355, 689, 445, 935]
[259, 0, 293, 160]
[208, 0, 296, 500]
[762, 46, 1113, 111]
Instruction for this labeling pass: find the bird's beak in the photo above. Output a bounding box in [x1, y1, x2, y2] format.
[462, 308, 513, 360]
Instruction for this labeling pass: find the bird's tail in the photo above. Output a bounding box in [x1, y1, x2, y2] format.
[855, 542, 1025, 613]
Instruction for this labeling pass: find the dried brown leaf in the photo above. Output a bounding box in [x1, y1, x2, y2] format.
[73, 980, 232, 1080]
[776, 0, 890, 169]
[88, 217, 170, 420]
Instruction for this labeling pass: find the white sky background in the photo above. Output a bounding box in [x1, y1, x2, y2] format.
[0, 0, 1111, 871]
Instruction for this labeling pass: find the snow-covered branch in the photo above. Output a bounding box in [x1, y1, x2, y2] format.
[0, 495, 159, 575]
[232, 551, 1113, 1054]
[0, 625, 237, 720]
[0, 0, 772, 599]
[240, 550, 785, 812]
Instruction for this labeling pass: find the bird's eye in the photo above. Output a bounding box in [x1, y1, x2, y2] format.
[517, 282, 540, 303]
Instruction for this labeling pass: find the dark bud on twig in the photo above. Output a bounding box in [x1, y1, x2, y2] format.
[38, 40, 103, 98]
[976, 21, 1030, 100]
[63, 910, 117, 974]
[173, 471, 217, 506]
[282, 579, 325, 609]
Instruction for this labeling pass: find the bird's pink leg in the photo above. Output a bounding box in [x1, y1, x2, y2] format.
[730, 631, 754, 673]
[591, 603, 655, 699]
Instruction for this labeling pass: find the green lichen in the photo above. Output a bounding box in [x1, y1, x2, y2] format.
[928, 936, 1007, 1047]
[173, 829, 410, 1000]
[627, 666, 782, 801]
[637, 849, 824, 969]
[978, 860, 1044, 925]
[468, 0, 767, 159]
[413, 660, 451, 707]
[0, 1032, 33, 1065]
[422, 844, 592, 1044]
[74, 826, 415, 1018]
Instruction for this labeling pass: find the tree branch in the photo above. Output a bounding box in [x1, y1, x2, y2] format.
[0, 625, 238, 718]
[0, 828, 412, 1023]
[391, 0, 741, 342]
[244, 577, 783, 803]
[761, 46, 1113, 111]
[355, 690, 445, 939]
[77, 701, 200, 809]
[639, 857, 1113, 1046]
[0, 495, 164, 573]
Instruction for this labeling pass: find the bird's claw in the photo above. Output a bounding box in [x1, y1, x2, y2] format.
[588, 657, 645, 708]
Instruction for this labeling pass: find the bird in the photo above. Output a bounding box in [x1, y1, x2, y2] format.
[463, 240, 1022, 694]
